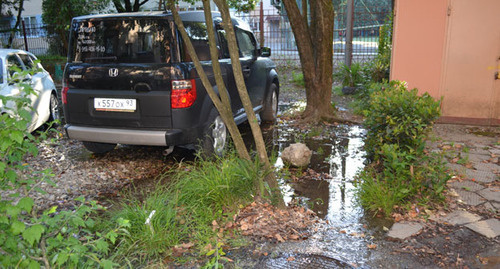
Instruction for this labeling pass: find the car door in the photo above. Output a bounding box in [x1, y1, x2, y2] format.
[234, 27, 267, 108]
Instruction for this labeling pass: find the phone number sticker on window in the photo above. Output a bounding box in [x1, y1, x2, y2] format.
[94, 98, 136, 112]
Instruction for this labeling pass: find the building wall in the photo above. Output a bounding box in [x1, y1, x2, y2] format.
[391, 0, 500, 125]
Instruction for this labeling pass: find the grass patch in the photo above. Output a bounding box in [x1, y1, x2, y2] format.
[98, 152, 265, 266]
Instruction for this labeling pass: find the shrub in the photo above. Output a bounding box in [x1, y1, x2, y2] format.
[363, 80, 441, 156]
[0, 69, 126, 268]
[356, 144, 450, 217]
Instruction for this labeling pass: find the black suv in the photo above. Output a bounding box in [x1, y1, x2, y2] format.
[62, 11, 279, 154]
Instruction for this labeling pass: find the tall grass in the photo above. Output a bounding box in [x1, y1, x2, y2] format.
[100, 153, 264, 265]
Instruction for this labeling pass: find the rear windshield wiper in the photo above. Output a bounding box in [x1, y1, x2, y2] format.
[84, 56, 117, 63]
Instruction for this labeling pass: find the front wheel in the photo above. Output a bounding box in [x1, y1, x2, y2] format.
[201, 115, 227, 157]
[48, 92, 60, 127]
[260, 83, 278, 122]
[83, 141, 116, 154]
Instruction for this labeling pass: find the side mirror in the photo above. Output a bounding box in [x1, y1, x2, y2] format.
[260, 47, 271, 57]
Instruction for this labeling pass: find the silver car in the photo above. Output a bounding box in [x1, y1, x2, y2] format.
[0, 49, 59, 132]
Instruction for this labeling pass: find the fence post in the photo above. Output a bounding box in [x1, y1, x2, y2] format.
[22, 20, 29, 51]
[344, 0, 354, 67]
[259, 1, 264, 47]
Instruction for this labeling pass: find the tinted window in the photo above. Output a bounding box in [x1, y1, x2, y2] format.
[69, 18, 173, 63]
[236, 29, 256, 57]
[7, 54, 24, 77]
[180, 21, 211, 61]
[0, 58, 3, 84]
[18, 53, 34, 70]
[217, 29, 230, 59]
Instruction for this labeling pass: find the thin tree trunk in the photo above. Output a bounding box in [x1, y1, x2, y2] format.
[214, 0, 284, 207]
[8, 0, 24, 48]
[167, 0, 251, 161]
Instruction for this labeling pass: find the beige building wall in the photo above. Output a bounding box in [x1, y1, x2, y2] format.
[391, 0, 500, 125]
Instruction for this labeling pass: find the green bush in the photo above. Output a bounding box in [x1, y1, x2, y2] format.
[356, 144, 450, 217]
[291, 71, 305, 87]
[333, 63, 367, 88]
[364, 80, 441, 155]
[0, 69, 126, 268]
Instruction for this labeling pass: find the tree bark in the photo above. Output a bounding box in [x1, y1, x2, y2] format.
[167, 0, 251, 161]
[214, 0, 284, 207]
[7, 0, 24, 48]
[282, 0, 335, 122]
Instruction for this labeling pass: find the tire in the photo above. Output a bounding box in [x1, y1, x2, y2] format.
[201, 114, 227, 157]
[83, 141, 116, 154]
[261, 83, 278, 122]
[48, 92, 60, 127]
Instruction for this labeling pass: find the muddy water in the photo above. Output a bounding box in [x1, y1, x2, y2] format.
[252, 104, 394, 267]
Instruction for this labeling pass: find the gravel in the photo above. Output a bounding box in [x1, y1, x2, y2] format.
[4, 130, 178, 210]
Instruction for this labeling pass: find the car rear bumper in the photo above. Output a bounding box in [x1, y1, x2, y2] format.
[65, 124, 185, 146]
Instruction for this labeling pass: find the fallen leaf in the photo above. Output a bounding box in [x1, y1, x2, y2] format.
[275, 233, 284, 242]
[367, 244, 377, 249]
[287, 256, 295, 261]
[340, 230, 347, 234]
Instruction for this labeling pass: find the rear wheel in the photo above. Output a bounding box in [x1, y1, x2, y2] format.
[201, 114, 227, 157]
[83, 141, 116, 154]
[261, 83, 278, 122]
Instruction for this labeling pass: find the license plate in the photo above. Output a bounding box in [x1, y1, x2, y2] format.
[94, 98, 136, 112]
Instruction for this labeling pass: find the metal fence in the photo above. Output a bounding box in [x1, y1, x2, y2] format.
[1, 4, 392, 66]
[237, 5, 392, 66]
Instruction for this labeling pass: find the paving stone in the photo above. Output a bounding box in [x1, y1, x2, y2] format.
[489, 148, 500, 156]
[484, 202, 498, 213]
[468, 153, 491, 163]
[445, 163, 466, 175]
[450, 180, 485, 192]
[387, 222, 424, 240]
[470, 147, 492, 156]
[478, 188, 500, 203]
[474, 162, 500, 173]
[455, 189, 487, 206]
[438, 210, 482, 225]
[466, 169, 498, 183]
[465, 219, 500, 238]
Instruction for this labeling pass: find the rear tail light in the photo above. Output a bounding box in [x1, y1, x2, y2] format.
[171, 79, 196, 109]
[62, 79, 69, 104]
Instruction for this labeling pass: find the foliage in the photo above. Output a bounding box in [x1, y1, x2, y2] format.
[334, 63, 367, 88]
[366, 14, 393, 83]
[0, 68, 126, 268]
[105, 152, 263, 265]
[356, 144, 450, 217]
[112, 0, 152, 12]
[291, 71, 305, 87]
[355, 80, 449, 217]
[363, 80, 441, 155]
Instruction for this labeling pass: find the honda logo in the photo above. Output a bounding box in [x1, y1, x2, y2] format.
[109, 68, 119, 77]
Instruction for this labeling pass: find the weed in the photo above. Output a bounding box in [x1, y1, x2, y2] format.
[291, 71, 305, 87]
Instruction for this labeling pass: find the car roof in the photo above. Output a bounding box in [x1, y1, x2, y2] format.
[0, 49, 35, 58]
[72, 10, 252, 31]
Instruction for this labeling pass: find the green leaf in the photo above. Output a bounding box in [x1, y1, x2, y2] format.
[95, 239, 109, 253]
[100, 259, 115, 269]
[23, 224, 45, 246]
[10, 130, 24, 144]
[56, 252, 69, 265]
[105, 231, 118, 244]
[47, 206, 58, 214]
[11, 220, 26, 235]
[18, 197, 34, 212]
[206, 249, 216, 256]
[28, 259, 41, 269]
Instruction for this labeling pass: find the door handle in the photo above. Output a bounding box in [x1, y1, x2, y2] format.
[242, 67, 251, 78]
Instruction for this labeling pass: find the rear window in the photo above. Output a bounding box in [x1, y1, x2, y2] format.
[69, 18, 174, 63]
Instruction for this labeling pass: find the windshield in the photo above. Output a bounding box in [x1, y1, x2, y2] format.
[69, 18, 174, 63]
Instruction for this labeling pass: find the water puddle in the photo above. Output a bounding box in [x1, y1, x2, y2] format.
[255, 104, 393, 267]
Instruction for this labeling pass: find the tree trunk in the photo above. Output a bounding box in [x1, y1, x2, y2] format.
[214, 0, 284, 207]
[283, 0, 335, 122]
[167, 0, 251, 161]
[7, 0, 24, 48]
